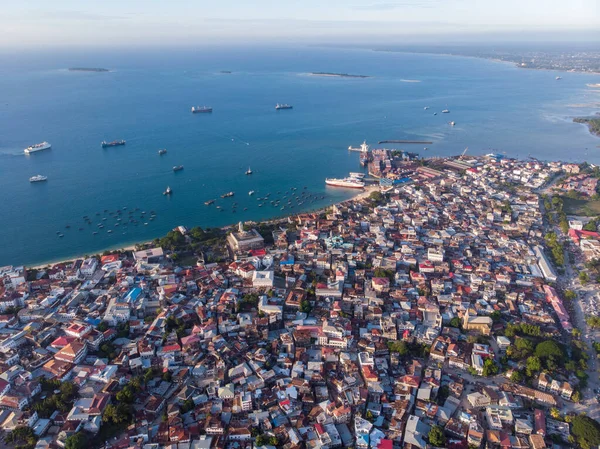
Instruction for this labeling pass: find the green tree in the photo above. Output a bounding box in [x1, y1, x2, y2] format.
[387, 340, 408, 356]
[482, 359, 499, 377]
[510, 370, 524, 383]
[571, 415, 600, 447]
[97, 321, 109, 332]
[116, 385, 134, 404]
[449, 317, 461, 328]
[526, 356, 542, 377]
[535, 340, 565, 364]
[550, 408, 561, 420]
[65, 432, 87, 449]
[428, 425, 446, 447]
[564, 290, 577, 301]
[300, 299, 311, 313]
[579, 271, 590, 284]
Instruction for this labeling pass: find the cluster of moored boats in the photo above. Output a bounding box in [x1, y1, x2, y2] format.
[203, 186, 326, 214]
[55, 207, 158, 238]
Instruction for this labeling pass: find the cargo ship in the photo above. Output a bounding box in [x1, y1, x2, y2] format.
[221, 191, 234, 198]
[29, 175, 48, 182]
[275, 104, 293, 110]
[192, 106, 213, 113]
[24, 141, 51, 154]
[325, 177, 365, 189]
[101, 140, 126, 148]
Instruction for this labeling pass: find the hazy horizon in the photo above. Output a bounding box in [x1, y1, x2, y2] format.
[2, 0, 599, 49]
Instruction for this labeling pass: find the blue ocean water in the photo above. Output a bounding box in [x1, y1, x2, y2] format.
[1, 46, 599, 266]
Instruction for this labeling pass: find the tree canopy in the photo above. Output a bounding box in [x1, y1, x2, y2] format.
[535, 340, 565, 363]
[428, 425, 446, 447]
[571, 415, 600, 448]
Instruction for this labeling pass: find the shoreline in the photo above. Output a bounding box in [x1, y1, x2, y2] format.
[25, 186, 378, 270]
[370, 48, 600, 75]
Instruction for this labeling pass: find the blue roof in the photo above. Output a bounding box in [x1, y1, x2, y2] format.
[124, 287, 143, 302]
[85, 317, 102, 326]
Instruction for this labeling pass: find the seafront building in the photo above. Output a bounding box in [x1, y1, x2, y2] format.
[0, 155, 591, 448]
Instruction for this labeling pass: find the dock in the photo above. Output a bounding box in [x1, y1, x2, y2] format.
[378, 140, 433, 144]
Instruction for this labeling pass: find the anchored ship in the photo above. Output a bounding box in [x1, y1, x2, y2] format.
[325, 177, 365, 189]
[192, 106, 213, 113]
[101, 140, 126, 148]
[275, 104, 293, 110]
[221, 191, 234, 198]
[29, 175, 48, 182]
[24, 142, 51, 154]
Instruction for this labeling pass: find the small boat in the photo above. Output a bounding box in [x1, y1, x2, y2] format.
[556, 76, 562, 80]
[164, 186, 172, 195]
[29, 175, 48, 182]
[173, 165, 184, 172]
[192, 106, 213, 113]
[93, 231, 98, 235]
[249, 190, 255, 195]
[424, 106, 429, 110]
[158, 149, 167, 155]
[101, 140, 126, 148]
[424, 147, 428, 151]
[204, 199, 215, 205]
[442, 109, 450, 113]
[245, 167, 252, 175]
[433, 112, 437, 115]
[275, 104, 293, 110]
[107, 230, 113, 233]
[449, 121, 456, 126]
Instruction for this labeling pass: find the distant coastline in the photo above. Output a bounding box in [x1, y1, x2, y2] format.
[370, 48, 600, 74]
[574, 115, 600, 137]
[68, 67, 109, 72]
[310, 72, 370, 78]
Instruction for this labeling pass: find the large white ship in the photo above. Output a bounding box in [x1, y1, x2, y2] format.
[24, 141, 51, 154]
[325, 177, 365, 189]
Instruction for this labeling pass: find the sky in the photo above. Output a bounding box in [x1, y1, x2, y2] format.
[1, 0, 599, 48]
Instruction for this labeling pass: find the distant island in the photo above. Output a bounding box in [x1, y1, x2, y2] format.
[68, 67, 109, 72]
[310, 72, 370, 78]
[574, 116, 600, 137]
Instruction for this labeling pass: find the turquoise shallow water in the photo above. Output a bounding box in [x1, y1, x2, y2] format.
[0, 46, 599, 266]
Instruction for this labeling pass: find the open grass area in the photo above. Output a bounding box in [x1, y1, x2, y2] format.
[562, 196, 600, 216]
